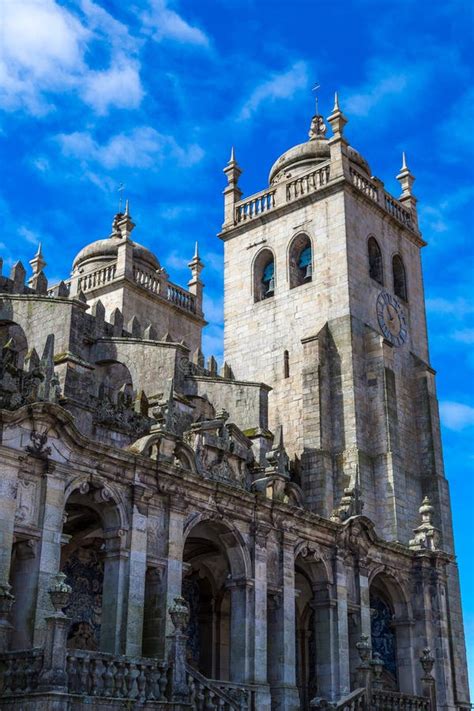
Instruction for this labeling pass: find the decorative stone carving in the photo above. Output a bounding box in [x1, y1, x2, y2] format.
[409, 497, 440, 551]
[419, 647, 434, 676]
[15, 477, 39, 525]
[25, 430, 51, 459]
[48, 572, 72, 613]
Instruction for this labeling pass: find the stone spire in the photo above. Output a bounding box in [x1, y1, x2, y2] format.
[29, 243, 46, 276]
[327, 91, 348, 140]
[115, 199, 135, 241]
[28, 244, 48, 293]
[396, 152, 418, 228]
[222, 147, 243, 228]
[188, 241, 204, 315]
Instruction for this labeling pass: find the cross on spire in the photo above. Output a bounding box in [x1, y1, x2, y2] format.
[312, 82, 321, 115]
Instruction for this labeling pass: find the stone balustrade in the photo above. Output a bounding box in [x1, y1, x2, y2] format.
[133, 265, 160, 294]
[66, 649, 170, 701]
[371, 689, 430, 711]
[187, 664, 250, 710]
[286, 164, 330, 201]
[168, 282, 196, 313]
[233, 163, 414, 234]
[78, 264, 117, 292]
[384, 193, 413, 229]
[0, 648, 44, 695]
[235, 189, 276, 223]
[350, 167, 379, 202]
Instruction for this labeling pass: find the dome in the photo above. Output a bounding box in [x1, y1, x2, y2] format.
[269, 139, 331, 185]
[268, 113, 371, 185]
[72, 237, 160, 271]
[72, 210, 160, 273]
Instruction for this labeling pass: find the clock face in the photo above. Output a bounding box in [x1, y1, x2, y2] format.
[376, 292, 408, 346]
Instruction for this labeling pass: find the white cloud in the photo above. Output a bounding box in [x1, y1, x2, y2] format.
[141, 0, 209, 47]
[165, 250, 190, 271]
[57, 126, 204, 170]
[345, 71, 408, 117]
[438, 87, 474, 160]
[238, 61, 309, 121]
[0, 0, 143, 116]
[18, 226, 41, 246]
[81, 60, 143, 115]
[440, 401, 474, 431]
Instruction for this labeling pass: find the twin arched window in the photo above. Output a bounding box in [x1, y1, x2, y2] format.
[253, 235, 313, 302]
[368, 237, 408, 300]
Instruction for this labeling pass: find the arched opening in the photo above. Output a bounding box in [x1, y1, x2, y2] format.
[94, 360, 134, 404]
[61, 500, 105, 651]
[182, 519, 249, 682]
[283, 350, 290, 378]
[60, 482, 125, 654]
[289, 234, 312, 288]
[369, 573, 415, 693]
[392, 255, 407, 300]
[368, 237, 383, 285]
[253, 249, 275, 302]
[293, 551, 332, 706]
[0, 321, 28, 369]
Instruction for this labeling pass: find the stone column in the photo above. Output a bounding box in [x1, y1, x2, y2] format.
[10, 539, 38, 649]
[334, 551, 351, 695]
[419, 648, 437, 711]
[250, 525, 271, 710]
[0, 457, 18, 587]
[101, 529, 128, 654]
[228, 577, 252, 683]
[33, 464, 67, 647]
[164, 499, 187, 648]
[38, 573, 71, 693]
[0, 583, 14, 651]
[268, 531, 300, 711]
[167, 596, 190, 704]
[312, 582, 337, 700]
[124, 484, 149, 657]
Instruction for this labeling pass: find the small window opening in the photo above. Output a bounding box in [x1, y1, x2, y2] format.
[284, 350, 290, 378]
[368, 237, 383, 284]
[392, 255, 407, 301]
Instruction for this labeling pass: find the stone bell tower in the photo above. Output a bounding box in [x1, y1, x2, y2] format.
[219, 96, 469, 703]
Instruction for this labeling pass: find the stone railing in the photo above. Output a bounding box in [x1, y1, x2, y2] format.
[371, 689, 430, 711]
[133, 265, 160, 294]
[286, 164, 330, 201]
[235, 188, 276, 223]
[350, 167, 379, 202]
[0, 648, 44, 696]
[66, 649, 170, 702]
[187, 664, 250, 710]
[168, 282, 196, 313]
[78, 263, 117, 292]
[384, 193, 413, 229]
[350, 166, 414, 231]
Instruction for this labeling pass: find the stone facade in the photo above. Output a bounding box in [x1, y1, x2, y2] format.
[0, 97, 470, 711]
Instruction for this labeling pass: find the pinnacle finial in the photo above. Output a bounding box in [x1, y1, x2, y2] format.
[194, 241, 199, 259]
[125, 198, 130, 216]
[229, 146, 235, 163]
[35, 242, 43, 257]
[401, 151, 408, 171]
[333, 91, 340, 112]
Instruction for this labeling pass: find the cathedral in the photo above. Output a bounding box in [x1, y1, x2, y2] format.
[0, 96, 470, 711]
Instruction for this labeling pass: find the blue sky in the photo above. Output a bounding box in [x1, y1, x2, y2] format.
[0, 0, 473, 688]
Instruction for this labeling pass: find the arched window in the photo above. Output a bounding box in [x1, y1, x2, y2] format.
[253, 249, 275, 302]
[368, 237, 383, 284]
[393, 255, 407, 300]
[370, 587, 398, 689]
[289, 234, 312, 288]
